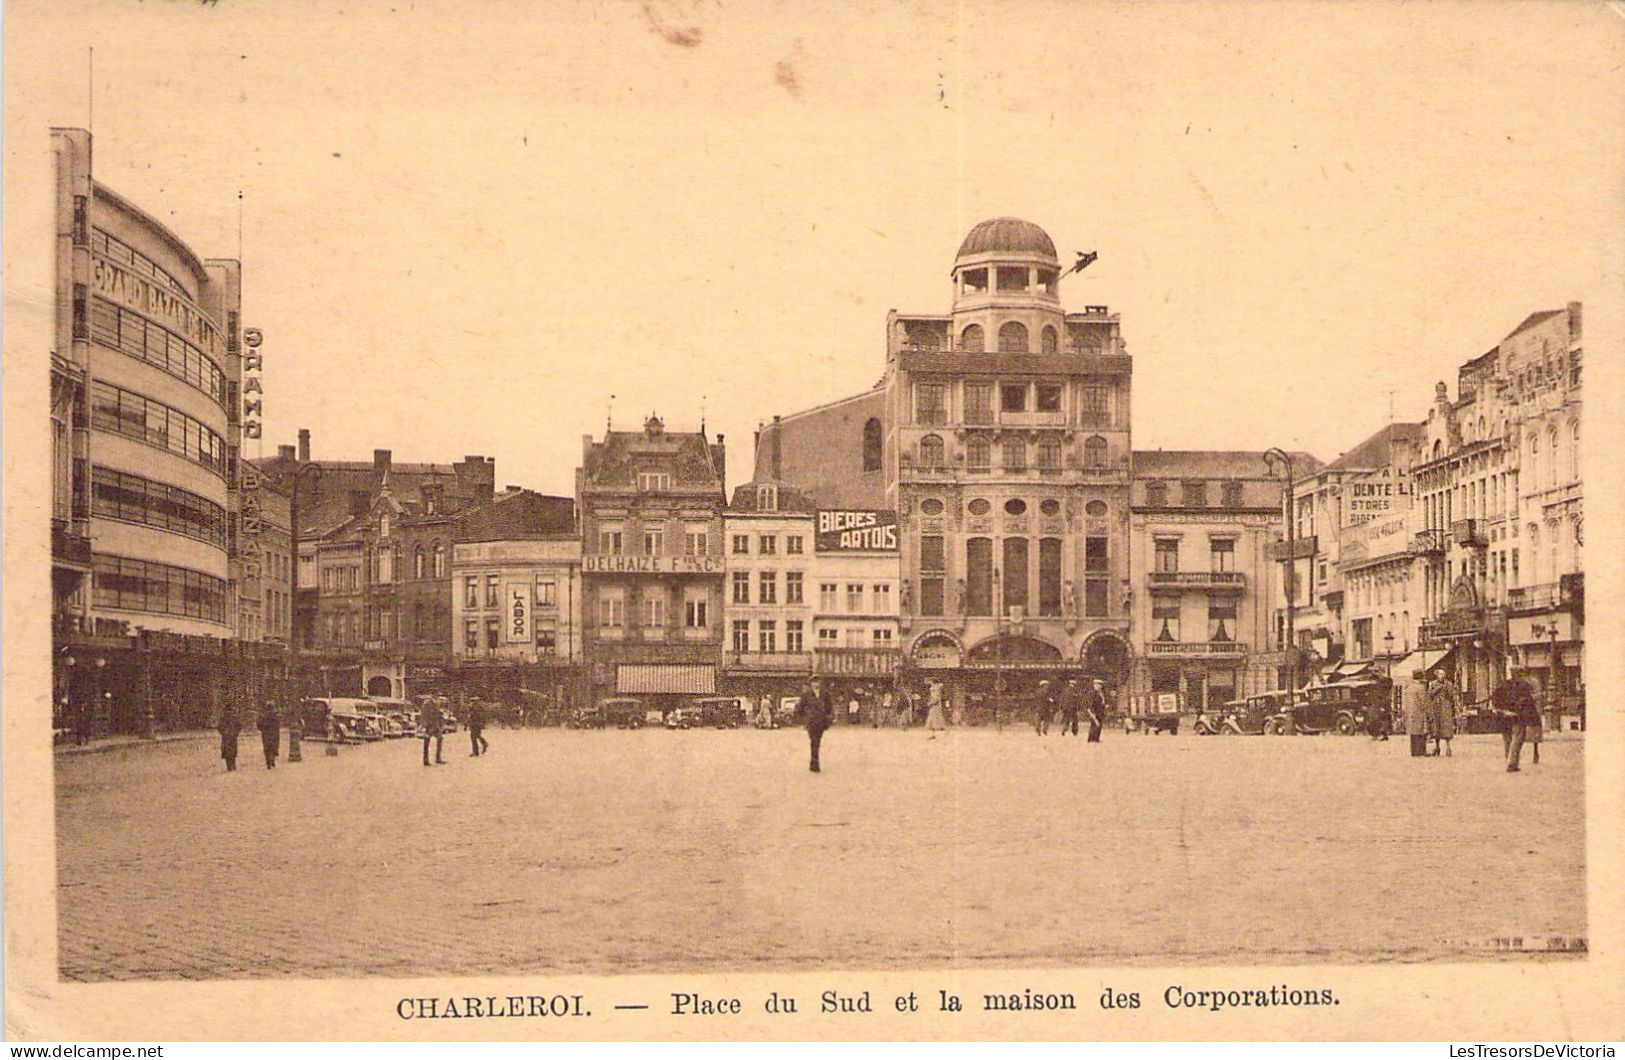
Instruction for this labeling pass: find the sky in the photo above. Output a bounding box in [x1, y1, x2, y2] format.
[5, 0, 1623, 496]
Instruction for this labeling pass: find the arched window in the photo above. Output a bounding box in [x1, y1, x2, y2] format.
[960, 324, 984, 353]
[1037, 437, 1062, 471]
[1083, 435, 1108, 468]
[1041, 325, 1058, 355]
[432, 541, 446, 578]
[862, 417, 882, 472]
[1548, 427, 1559, 486]
[998, 321, 1029, 353]
[966, 435, 991, 470]
[413, 547, 425, 579]
[1570, 420, 1580, 481]
[1002, 436, 1026, 470]
[918, 434, 945, 468]
[1432, 440, 1443, 460]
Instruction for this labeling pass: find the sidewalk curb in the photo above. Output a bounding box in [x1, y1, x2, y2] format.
[54, 732, 214, 757]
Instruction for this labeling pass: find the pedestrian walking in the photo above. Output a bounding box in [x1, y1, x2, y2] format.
[1034, 680, 1055, 735]
[256, 700, 280, 770]
[1400, 670, 1430, 757]
[879, 690, 894, 729]
[1426, 674, 1460, 757]
[1058, 679, 1082, 736]
[217, 707, 242, 772]
[1493, 673, 1543, 772]
[804, 678, 834, 772]
[421, 696, 446, 766]
[1369, 689, 1394, 740]
[924, 680, 947, 738]
[757, 693, 775, 729]
[1086, 679, 1108, 743]
[897, 687, 914, 729]
[847, 690, 861, 727]
[468, 698, 490, 757]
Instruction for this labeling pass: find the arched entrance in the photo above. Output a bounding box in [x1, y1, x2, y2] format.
[1081, 629, 1132, 708]
[366, 674, 394, 698]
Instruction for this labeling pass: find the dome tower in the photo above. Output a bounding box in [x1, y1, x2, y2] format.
[950, 217, 1064, 355]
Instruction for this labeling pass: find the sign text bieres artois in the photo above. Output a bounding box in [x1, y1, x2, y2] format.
[815, 510, 898, 552]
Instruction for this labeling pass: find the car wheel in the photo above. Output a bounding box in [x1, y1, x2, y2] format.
[1335, 714, 1357, 736]
[1266, 718, 1287, 736]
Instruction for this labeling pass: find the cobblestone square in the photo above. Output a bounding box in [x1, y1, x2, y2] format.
[55, 726, 1585, 980]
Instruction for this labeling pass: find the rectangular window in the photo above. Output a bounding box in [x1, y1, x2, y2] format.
[1207, 598, 1238, 642]
[599, 527, 623, 554]
[1181, 481, 1207, 507]
[637, 471, 671, 492]
[873, 628, 894, 647]
[1151, 595, 1180, 641]
[1000, 384, 1027, 412]
[1221, 481, 1243, 508]
[966, 538, 993, 616]
[1154, 538, 1179, 573]
[873, 583, 892, 613]
[786, 620, 804, 653]
[916, 383, 947, 425]
[846, 583, 863, 612]
[732, 570, 751, 604]
[844, 628, 866, 648]
[818, 627, 839, 645]
[1085, 536, 1109, 573]
[786, 571, 804, 604]
[1144, 481, 1168, 507]
[599, 592, 624, 628]
[786, 535, 804, 555]
[1080, 385, 1111, 427]
[536, 628, 557, 654]
[1039, 538, 1062, 616]
[536, 580, 557, 606]
[485, 574, 500, 607]
[685, 592, 708, 629]
[464, 576, 479, 608]
[1036, 383, 1062, 413]
[965, 383, 994, 425]
[759, 571, 778, 604]
[920, 535, 945, 571]
[758, 620, 777, 654]
[485, 616, 500, 653]
[685, 528, 709, 556]
[920, 576, 944, 616]
[644, 527, 664, 555]
[1003, 537, 1029, 613]
[1210, 538, 1235, 572]
[819, 582, 839, 611]
[1085, 576, 1109, 617]
[758, 534, 776, 555]
[644, 594, 666, 628]
[732, 619, 750, 653]
[732, 534, 750, 555]
[465, 619, 479, 654]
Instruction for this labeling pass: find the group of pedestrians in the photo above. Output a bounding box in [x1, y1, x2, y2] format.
[1396, 668, 1546, 772]
[216, 700, 290, 771]
[422, 697, 490, 766]
[1032, 678, 1107, 741]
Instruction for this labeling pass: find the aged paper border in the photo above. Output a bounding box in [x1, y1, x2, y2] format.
[5, 0, 1623, 1041]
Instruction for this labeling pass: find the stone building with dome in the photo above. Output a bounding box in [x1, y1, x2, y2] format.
[752, 218, 1137, 711]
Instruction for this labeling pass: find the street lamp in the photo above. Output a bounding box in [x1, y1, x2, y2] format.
[1264, 447, 1296, 693]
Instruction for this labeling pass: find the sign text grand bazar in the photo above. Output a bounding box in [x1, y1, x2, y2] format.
[91, 255, 222, 356]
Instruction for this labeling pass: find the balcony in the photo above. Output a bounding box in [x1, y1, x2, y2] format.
[898, 349, 1132, 378]
[815, 647, 903, 677]
[1145, 641, 1250, 656]
[1146, 571, 1246, 590]
[1506, 574, 1583, 615]
[1411, 529, 1447, 556]
[727, 651, 814, 673]
[52, 521, 93, 569]
[1451, 519, 1486, 548]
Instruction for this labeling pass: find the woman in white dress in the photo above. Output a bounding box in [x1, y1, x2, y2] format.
[925, 680, 948, 737]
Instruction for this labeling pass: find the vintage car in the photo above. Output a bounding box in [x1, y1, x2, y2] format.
[665, 705, 703, 730]
[1124, 692, 1181, 735]
[1267, 679, 1393, 735]
[578, 697, 646, 730]
[302, 697, 386, 741]
[1219, 692, 1285, 735]
[694, 696, 747, 729]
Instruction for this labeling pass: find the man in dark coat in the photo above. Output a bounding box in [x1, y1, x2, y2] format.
[1493, 674, 1543, 772]
[468, 698, 490, 757]
[804, 678, 834, 773]
[1058, 679, 1083, 737]
[255, 700, 280, 770]
[1034, 681, 1055, 735]
[218, 708, 242, 772]
[1086, 679, 1108, 742]
[421, 697, 446, 766]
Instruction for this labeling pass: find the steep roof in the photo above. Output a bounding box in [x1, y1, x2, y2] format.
[457, 490, 576, 541]
[1326, 422, 1425, 471]
[1503, 308, 1564, 341]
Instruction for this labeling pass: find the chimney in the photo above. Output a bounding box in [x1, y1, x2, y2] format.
[374, 448, 392, 472]
[422, 483, 443, 516]
[1568, 300, 1582, 340]
[278, 444, 296, 460]
[771, 415, 782, 480]
[297, 428, 311, 463]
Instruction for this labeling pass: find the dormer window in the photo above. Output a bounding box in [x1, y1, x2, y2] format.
[756, 484, 778, 511]
[638, 471, 672, 492]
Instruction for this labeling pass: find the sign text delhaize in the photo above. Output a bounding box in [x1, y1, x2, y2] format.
[816, 510, 899, 552]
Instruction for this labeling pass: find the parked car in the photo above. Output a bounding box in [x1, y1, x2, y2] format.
[1219, 692, 1283, 735]
[694, 696, 747, 729]
[665, 705, 702, 730]
[1269, 679, 1393, 735]
[595, 697, 647, 729]
[302, 697, 386, 741]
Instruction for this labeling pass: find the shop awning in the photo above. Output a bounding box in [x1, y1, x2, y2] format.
[1387, 648, 1453, 679]
[616, 664, 716, 694]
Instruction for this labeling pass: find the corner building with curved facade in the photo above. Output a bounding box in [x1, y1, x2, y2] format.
[51, 127, 256, 737]
[754, 219, 1134, 708]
